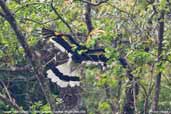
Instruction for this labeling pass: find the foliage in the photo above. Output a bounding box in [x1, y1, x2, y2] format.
[0, 0, 171, 114]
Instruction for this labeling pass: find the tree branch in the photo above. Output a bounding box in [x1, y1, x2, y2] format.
[21, 17, 59, 25]
[0, 79, 23, 112]
[0, 94, 21, 111]
[152, 10, 165, 111]
[85, 0, 94, 33]
[119, 57, 139, 114]
[0, 80, 13, 101]
[0, 65, 32, 73]
[81, 0, 109, 6]
[0, 0, 58, 112]
[51, 0, 74, 34]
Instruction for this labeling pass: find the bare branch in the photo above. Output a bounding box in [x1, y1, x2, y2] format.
[51, 0, 74, 34]
[0, 80, 13, 101]
[152, 10, 165, 111]
[0, 94, 21, 111]
[0, 65, 32, 73]
[0, 81, 28, 114]
[107, 3, 129, 14]
[21, 17, 59, 25]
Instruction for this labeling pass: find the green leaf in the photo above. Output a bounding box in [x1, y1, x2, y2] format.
[128, 50, 152, 65]
[40, 104, 52, 113]
[156, 62, 164, 72]
[160, 0, 166, 10]
[98, 102, 110, 111]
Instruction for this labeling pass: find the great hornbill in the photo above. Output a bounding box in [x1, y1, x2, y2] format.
[42, 28, 109, 88]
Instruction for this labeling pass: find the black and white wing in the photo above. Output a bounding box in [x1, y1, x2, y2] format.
[46, 61, 80, 88]
[42, 28, 109, 68]
[49, 36, 108, 66]
[42, 28, 87, 50]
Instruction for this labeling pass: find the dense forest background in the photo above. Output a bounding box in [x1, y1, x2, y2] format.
[0, 0, 171, 114]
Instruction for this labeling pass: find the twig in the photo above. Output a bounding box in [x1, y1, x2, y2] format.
[116, 80, 122, 113]
[107, 3, 130, 14]
[14, 2, 49, 14]
[51, 0, 74, 34]
[22, 17, 59, 25]
[0, 80, 13, 101]
[130, 0, 138, 15]
[0, 94, 21, 111]
[0, 80, 29, 113]
[133, 78, 138, 114]
[0, 65, 32, 73]
[107, 2, 142, 34]
[152, 9, 165, 111]
[148, 5, 157, 24]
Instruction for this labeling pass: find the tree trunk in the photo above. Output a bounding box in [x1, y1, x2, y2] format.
[0, 1, 58, 113]
[119, 57, 139, 114]
[85, 0, 94, 33]
[152, 10, 165, 111]
[123, 79, 139, 114]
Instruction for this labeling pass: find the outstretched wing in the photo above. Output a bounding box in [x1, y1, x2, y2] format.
[42, 28, 109, 65]
[42, 28, 86, 50]
[46, 62, 80, 88]
[42, 28, 109, 87]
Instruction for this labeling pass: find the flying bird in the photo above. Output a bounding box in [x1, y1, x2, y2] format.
[42, 28, 109, 88]
[46, 61, 80, 88]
